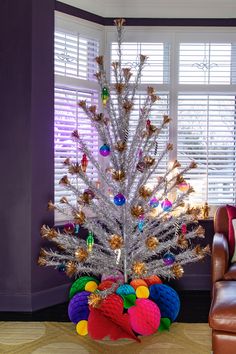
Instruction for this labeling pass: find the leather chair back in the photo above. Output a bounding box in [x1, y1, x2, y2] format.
[214, 206, 228, 236]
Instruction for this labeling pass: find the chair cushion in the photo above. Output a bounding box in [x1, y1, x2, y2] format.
[224, 263, 236, 280]
[226, 205, 236, 261]
[209, 281, 236, 333]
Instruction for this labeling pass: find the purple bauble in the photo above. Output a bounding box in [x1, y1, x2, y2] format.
[161, 198, 172, 212]
[68, 291, 90, 324]
[114, 193, 126, 206]
[163, 252, 176, 265]
[150, 197, 159, 208]
[99, 144, 111, 157]
[64, 222, 75, 234]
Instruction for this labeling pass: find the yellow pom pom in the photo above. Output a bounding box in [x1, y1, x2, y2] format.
[136, 285, 150, 299]
[76, 320, 88, 336]
[85, 281, 98, 292]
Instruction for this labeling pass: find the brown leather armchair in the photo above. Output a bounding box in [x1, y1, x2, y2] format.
[209, 206, 236, 354]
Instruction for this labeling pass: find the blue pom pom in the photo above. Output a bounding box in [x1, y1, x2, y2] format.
[149, 284, 180, 321]
[116, 284, 136, 296]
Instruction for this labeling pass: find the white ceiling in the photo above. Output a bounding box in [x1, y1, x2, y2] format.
[59, 0, 236, 18]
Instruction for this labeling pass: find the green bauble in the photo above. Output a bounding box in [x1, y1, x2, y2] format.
[69, 276, 99, 299]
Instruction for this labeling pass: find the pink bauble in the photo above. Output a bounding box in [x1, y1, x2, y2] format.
[101, 271, 125, 284]
[128, 299, 161, 336]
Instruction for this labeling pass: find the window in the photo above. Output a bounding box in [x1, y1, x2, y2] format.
[106, 28, 236, 206]
[54, 14, 103, 222]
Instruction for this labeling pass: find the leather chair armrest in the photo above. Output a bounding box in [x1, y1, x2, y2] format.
[212, 232, 229, 283]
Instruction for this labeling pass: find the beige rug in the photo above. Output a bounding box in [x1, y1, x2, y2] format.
[0, 322, 211, 354]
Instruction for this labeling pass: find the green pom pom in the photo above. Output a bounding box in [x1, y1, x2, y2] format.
[158, 317, 171, 332]
[122, 294, 136, 309]
[69, 276, 99, 299]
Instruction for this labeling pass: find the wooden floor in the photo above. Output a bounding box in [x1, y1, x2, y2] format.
[0, 322, 212, 354]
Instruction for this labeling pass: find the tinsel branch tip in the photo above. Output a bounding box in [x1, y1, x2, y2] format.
[114, 18, 126, 28]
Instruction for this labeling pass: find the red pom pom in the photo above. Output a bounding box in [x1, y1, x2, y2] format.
[143, 275, 162, 286]
[128, 299, 161, 336]
[97, 280, 114, 291]
[88, 294, 139, 341]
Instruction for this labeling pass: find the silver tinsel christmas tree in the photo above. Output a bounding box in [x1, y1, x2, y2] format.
[39, 18, 209, 284]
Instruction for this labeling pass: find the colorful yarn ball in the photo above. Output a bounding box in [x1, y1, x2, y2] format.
[76, 320, 88, 336]
[136, 285, 150, 299]
[128, 299, 161, 336]
[116, 284, 135, 296]
[130, 279, 148, 290]
[85, 281, 98, 292]
[99, 144, 111, 157]
[161, 198, 172, 212]
[114, 193, 126, 206]
[144, 275, 162, 286]
[69, 276, 99, 299]
[98, 280, 115, 291]
[149, 284, 180, 321]
[68, 291, 90, 324]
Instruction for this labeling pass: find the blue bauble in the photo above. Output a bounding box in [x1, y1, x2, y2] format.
[149, 283, 180, 321]
[114, 193, 126, 206]
[57, 263, 66, 272]
[161, 198, 172, 212]
[99, 144, 111, 157]
[163, 252, 176, 265]
[150, 197, 159, 208]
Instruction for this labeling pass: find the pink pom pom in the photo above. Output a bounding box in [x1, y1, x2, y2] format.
[128, 299, 161, 336]
[101, 271, 124, 283]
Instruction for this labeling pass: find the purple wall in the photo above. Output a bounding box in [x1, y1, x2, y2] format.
[0, 0, 70, 312]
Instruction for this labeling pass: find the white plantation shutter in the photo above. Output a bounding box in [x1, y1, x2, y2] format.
[55, 31, 98, 80]
[177, 40, 236, 205]
[54, 23, 101, 221]
[111, 42, 170, 84]
[54, 88, 99, 204]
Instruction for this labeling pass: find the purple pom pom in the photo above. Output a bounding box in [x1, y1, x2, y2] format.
[68, 291, 90, 324]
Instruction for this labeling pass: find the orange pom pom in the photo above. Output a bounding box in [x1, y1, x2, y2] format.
[130, 279, 148, 290]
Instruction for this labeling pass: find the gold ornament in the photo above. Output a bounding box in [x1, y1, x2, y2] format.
[202, 202, 210, 219]
[143, 156, 155, 167]
[78, 100, 87, 109]
[163, 115, 172, 125]
[40, 225, 58, 239]
[95, 56, 104, 66]
[60, 196, 69, 204]
[71, 130, 79, 140]
[132, 261, 147, 276]
[140, 54, 148, 64]
[177, 234, 188, 249]
[73, 211, 86, 225]
[123, 100, 134, 112]
[194, 244, 211, 259]
[114, 83, 125, 94]
[122, 68, 132, 81]
[66, 261, 77, 277]
[114, 141, 126, 152]
[196, 225, 205, 237]
[108, 234, 124, 250]
[172, 160, 181, 169]
[172, 263, 184, 278]
[167, 143, 174, 151]
[111, 170, 126, 182]
[47, 200, 55, 211]
[93, 113, 104, 122]
[88, 293, 103, 308]
[145, 236, 159, 250]
[75, 248, 89, 262]
[131, 205, 144, 218]
[147, 86, 155, 95]
[89, 105, 97, 114]
[189, 161, 197, 169]
[59, 175, 70, 185]
[114, 18, 126, 28]
[139, 186, 152, 199]
[63, 158, 70, 165]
